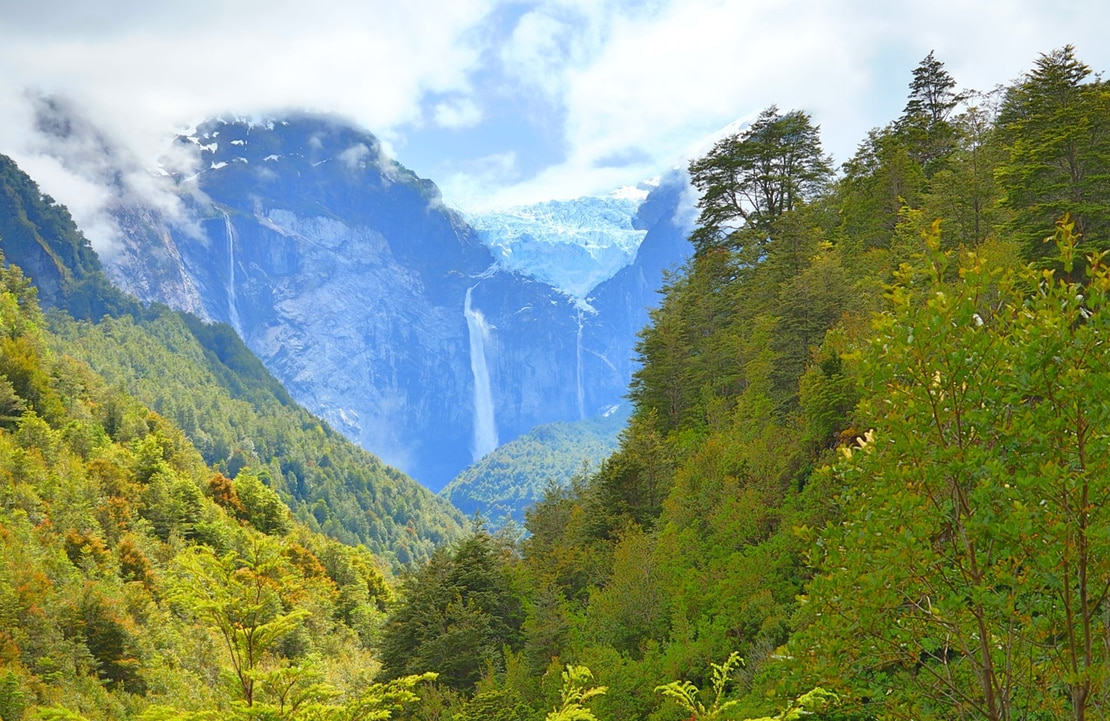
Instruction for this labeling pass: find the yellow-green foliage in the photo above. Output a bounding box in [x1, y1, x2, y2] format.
[546, 665, 606, 721]
[801, 220, 1110, 719]
[0, 261, 407, 720]
[494, 47, 1110, 721]
[46, 310, 465, 566]
[10, 45, 1110, 721]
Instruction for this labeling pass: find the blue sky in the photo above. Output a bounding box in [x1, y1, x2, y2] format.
[2, 0, 1110, 235]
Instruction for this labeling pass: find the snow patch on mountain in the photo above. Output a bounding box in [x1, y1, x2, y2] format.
[464, 195, 648, 299]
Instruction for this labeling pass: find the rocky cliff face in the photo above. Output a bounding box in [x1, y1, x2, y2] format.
[583, 170, 695, 390]
[437, 172, 693, 516]
[95, 114, 690, 491]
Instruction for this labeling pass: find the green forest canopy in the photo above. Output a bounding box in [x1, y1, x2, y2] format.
[372, 45, 1110, 721]
[4, 45, 1110, 721]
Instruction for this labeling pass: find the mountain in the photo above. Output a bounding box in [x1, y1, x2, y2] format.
[0, 153, 140, 320]
[464, 194, 648, 299]
[52, 112, 691, 491]
[439, 174, 694, 524]
[583, 169, 696, 393]
[441, 406, 629, 526]
[0, 252, 406, 714]
[0, 151, 465, 564]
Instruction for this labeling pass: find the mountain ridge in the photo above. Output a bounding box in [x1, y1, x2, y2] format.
[0, 149, 467, 563]
[73, 111, 691, 491]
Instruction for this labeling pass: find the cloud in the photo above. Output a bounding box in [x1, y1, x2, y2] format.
[14, 152, 120, 253]
[339, 143, 372, 171]
[4, 0, 1110, 224]
[0, 0, 495, 169]
[439, 151, 519, 210]
[458, 0, 1110, 210]
[553, 1, 875, 191]
[9, 93, 204, 257]
[0, 0, 499, 248]
[433, 97, 484, 129]
[500, 8, 579, 100]
[497, 1, 667, 104]
[593, 147, 651, 169]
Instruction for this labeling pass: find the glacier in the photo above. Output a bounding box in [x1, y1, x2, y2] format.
[465, 195, 648, 299]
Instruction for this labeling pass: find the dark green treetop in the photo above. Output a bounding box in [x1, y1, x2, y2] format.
[897, 50, 962, 174]
[901, 50, 960, 126]
[996, 45, 1110, 264]
[689, 106, 831, 255]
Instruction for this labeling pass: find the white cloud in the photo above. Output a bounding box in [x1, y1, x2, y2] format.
[4, 0, 1110, 222]
[8, 93, 204, 256]
[439, 151, 519, 210]
[433, 97, 483, 129]
[466, 0, 1110, 209]
[501, 9, 577, 100]
[339, 143, 372, 171]
[0, 0, 495, 204]
[498, 1, 667, 103]
[12, 152, 122, 256]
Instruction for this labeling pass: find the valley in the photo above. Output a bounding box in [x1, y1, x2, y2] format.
[59, 113, 693, 492]
[2, 36, 1110, 721]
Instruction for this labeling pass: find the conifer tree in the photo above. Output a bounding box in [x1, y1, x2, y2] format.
[897, 51, 961, 174]
[689, 107, 831, 255]
[377, 530, 523, 691]
[901, 50, 959, 126]
[996, 45, 1110, 264]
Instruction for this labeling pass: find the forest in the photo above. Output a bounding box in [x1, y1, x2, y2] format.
[3, 44, 1110, 720]
[0, 149, 468, 568]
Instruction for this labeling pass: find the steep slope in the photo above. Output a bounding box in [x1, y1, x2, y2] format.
[92, 114, 643, 490]
[441, 178, 694, 522]
[0, 154, 139, 319]
[0, 152, 465, 563]
[47, 310, 466, 564]
[584, 170, 696, 393]
[0, 258, 405, 716]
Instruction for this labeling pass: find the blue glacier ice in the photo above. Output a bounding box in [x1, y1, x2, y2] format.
[464, 195, 649, 299]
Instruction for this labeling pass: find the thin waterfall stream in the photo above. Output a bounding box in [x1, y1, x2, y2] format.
[222, 212, 243, 337]
[464, 286, 498, 460]
[576, 307, 585, 420]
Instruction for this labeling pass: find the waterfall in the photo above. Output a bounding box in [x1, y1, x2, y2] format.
[464, 286, 498, 460]
[222, 212, 243, 337]
[576, 307, 585, 420]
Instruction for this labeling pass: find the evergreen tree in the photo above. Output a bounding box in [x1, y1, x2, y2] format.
[900, 50, 960, 126]
[835, 126, 928, 254]
[921, 95, 1006, 248]
[897, 51, 961, 174]
[377, 530, 523, 692]
[689, 107, 831, 254]
[996, 45, 1110, 264]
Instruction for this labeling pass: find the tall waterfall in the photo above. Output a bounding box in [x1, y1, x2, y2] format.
[465, 286, 498, 460]
[222, 212, 243, 337]
[576, 308, 585, 420]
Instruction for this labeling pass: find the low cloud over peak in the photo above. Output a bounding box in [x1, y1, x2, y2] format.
[2, 0, 1110, 218]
